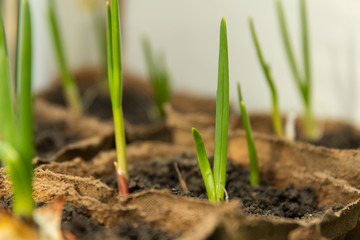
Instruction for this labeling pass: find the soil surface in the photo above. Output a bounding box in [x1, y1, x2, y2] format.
[0, 120, 79, 167]
[0, 198, 178, 240]
[86, 89, 154, 125]
[236, 115, 360, 150]
[35, 121, 79, 159]
[43, 83, 155, 125]
[61, 204, 178, 240]
[306, 125, 360, 149]
[102, 154, 321, 218]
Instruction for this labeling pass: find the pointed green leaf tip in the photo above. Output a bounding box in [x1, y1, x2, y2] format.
[237, 81, 260, 186]
[213, 16, 229, 200]
[191, 17, 230, 202]
[191, 128, 217, 202]
[248, 17, 283, 137]
[141, 36, 171, 117]
[276, 0, 315, 139]
[48, 0, 83, 113]
[237, 81, 243, 102]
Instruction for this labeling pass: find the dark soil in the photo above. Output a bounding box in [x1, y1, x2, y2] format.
[43, 83, 155, 125]
[0, 121, 78, 167]
[87, 90, 154, 125]
[61, 204, 179, 240]
[305, 126, 360, 149]
[35, 121, 79, 159]
[102, 154, 321, 219]
[0, 198, 178, 240]
[0, 195, 12, 212]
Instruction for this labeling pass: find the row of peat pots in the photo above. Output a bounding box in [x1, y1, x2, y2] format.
[2, 69, 360, 239]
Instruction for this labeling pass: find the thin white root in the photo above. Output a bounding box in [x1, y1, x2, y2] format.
[218, 184, 229, 203]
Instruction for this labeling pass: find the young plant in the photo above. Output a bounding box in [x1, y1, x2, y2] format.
[142, 36, 171, 117]
[106, 0, 128, 196]
[237, 81, 260, 186]
[276, 0, 316, 139]
[0, 0, 34, 219]
[192, 17, 229, 202]
[47, 0, 83, 113]
[249, 17, 283, 138]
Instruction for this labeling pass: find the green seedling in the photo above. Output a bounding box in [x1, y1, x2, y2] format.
[48, 0, 83, 113]
[192, 17, 229, 202]
[0, 0, 34, 220]
[106, 0, 128, 196]
[276, 0, 316, 139]
[237, 81, 260, 186]
[249, 17, 283, 138]
[142, 36, 171, 117]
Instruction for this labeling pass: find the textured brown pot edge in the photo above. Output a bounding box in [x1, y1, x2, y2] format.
[34, 98, 114, 163]
[28, 133, 360, 239]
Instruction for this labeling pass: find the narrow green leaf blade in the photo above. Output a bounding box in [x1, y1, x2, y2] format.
[299, 0, 316, 139]
[300, 0, 311, 88]
[192, 128, 217, 202]
[249, 17, 283, 137]
[107, 0, 128, 185]
[275, 0, 304, 93]
[0, 142, 33, 219]
[141, 37, 171, 117]
[237, 82, 260, 186]
[276, 0, 315, 139]
[16, 0, 34, 166]
[0, 13, 15, 144]
[213, 17, 230, 200]
[110, 0, 123, 106]
[142, 36, 155, 81]
[141, 37, 159, 111]
[106, 2, 114, 100]
[47, 0, 82, 113]
[157, 52, 171, 111]
[48, 0, 67, 81]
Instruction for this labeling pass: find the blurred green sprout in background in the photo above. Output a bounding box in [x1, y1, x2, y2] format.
[0, 0, 34, 220]
[142, 36, 171, 118]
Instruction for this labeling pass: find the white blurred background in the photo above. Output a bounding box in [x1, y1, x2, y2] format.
[2, 0, 360, 124]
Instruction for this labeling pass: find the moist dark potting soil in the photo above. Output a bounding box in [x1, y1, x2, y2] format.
[61, 204, 179, 240]
[84, 87, 156, 125]
[305, 125, 360, 149]
[102, 154, 321, 219]
[0, 121, 79, 167]
[0, 197, 178, 240]
[35, 121, 79, 160]
[44, 84, 155, 125]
